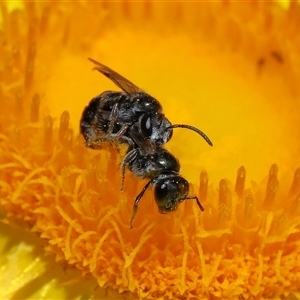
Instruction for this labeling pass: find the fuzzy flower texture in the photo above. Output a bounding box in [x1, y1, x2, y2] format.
[1, 1, 300, 300]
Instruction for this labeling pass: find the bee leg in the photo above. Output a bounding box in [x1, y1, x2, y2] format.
[130, 180, 153, 228]
[118, 136, 135, 148]
[120, 148, 138, 191]
[113, 124, 130, 141]
[107, 124, 130, 148]
[85, 124, 131, 148]
[107, 103, 120, 135]
[184, 195, 205, 212]
[85, 137, 105, 148]
[85, 136, 111, 148]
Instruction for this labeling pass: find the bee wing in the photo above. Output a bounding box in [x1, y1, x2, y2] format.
[88, 58, 142, 94]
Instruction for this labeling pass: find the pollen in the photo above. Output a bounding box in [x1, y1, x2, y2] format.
[1, 1, 300, 300]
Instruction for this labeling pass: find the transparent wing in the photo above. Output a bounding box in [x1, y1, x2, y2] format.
[88, 58, 142, 94]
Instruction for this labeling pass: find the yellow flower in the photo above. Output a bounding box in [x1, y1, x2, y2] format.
[0, 1, 300, 299]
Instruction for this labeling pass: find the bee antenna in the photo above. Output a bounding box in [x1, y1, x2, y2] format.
[167, 124, 213, 146]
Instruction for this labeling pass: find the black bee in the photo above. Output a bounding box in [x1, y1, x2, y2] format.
[80, 58, 213, 150]
[121, 144, 204, 228]
[80, 58, 212, 227]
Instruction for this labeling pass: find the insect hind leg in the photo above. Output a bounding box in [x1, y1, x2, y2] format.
[120, 148, 138, 191]
[130, 179, 153, 228]
[85, 124, 131, 149]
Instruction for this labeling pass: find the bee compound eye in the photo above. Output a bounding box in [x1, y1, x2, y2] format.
[140, 114, 152, 137]
[154, 179, 178, 213]
[154, 181, 168, 205]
